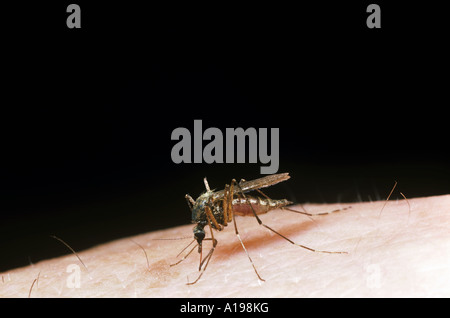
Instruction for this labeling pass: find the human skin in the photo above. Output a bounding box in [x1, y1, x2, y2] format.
[1, 194, 450, 297]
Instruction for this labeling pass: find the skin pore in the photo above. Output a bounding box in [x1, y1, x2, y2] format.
[1, 194, 450, 297]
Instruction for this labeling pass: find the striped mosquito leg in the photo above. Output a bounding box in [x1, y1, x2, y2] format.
[223, 184, 229, 226]
[281, 206, 352, 216]
[229, 179, 265, 282]
[186, 238, 216, 285]
[232, 212, 265, 282]
[227, 180, 233, 223]
[170, 240, 197, 267]
[233, 179, 347, 255]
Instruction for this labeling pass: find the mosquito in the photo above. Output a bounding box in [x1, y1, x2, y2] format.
[174, 172, 350, 285]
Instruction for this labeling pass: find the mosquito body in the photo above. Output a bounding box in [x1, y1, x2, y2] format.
[190, 189, 291, 245]
[178, 172, 349, 285]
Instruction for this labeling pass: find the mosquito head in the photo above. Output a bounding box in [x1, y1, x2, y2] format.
[193, 224, 205, 252]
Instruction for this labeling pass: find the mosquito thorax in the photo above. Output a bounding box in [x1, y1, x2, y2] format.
[191, 191, 213, 223]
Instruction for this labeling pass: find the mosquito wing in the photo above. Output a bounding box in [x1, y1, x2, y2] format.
[212, 172, 290, 199]
[237, 172, 290, 192]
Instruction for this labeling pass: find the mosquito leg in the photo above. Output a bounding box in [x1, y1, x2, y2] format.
[252, 187, 314, 220]
[228, 179, 265, 281]
[254, 188, 272, 200]
[232, 206, 265, 282]
[187, 240, 216, 285]
[238, 178, 270, 201]
[232, 179, 347, 254]
[227, 180, 233, 223]
[170, 239, 197, 267]
[281, 206, 352, 216]
[197, 238, 216, 269]
[223, 184, 229, 226]
[199, 209, 219, 270]
[205, 205, 223, 231]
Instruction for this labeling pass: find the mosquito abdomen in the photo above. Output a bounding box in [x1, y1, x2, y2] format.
[232, 197, 292, 216]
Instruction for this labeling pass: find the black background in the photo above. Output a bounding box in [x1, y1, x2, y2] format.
[1, 1, 448, 272]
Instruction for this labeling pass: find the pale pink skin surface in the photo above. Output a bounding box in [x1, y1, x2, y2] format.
[1, 194, 450, 297]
